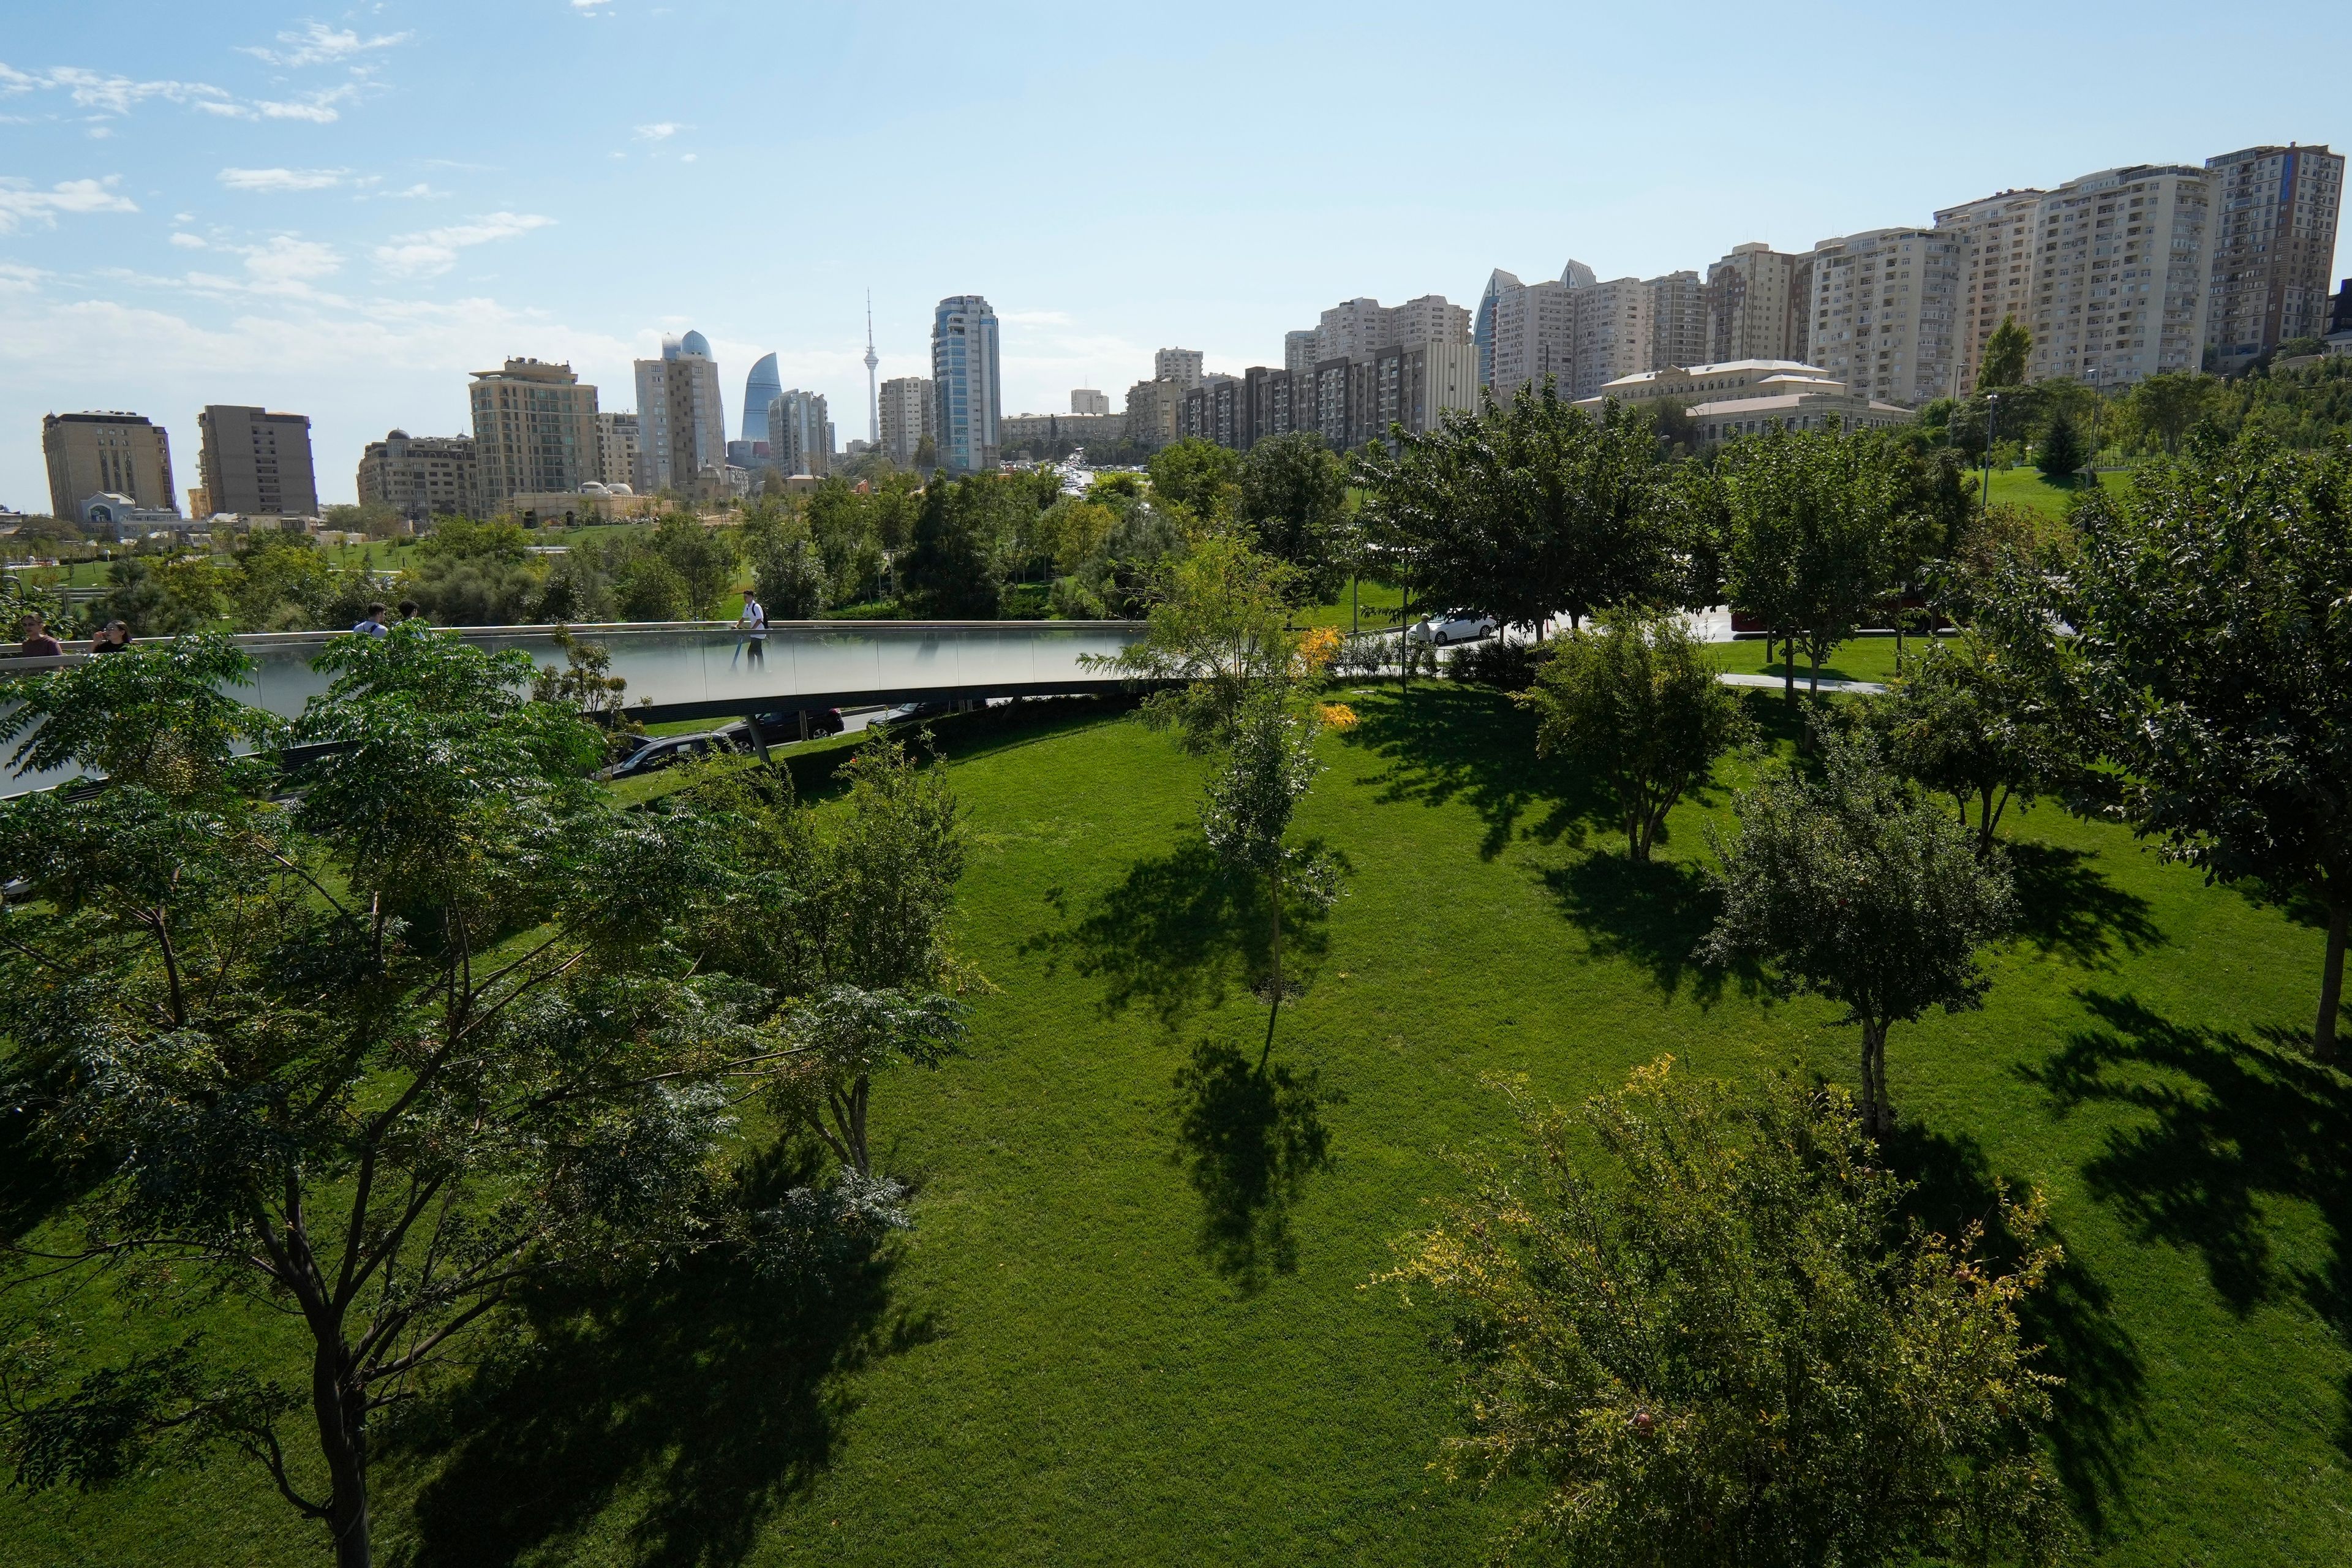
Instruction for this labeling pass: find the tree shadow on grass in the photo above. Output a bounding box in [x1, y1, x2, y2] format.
[2006, 841, 2165, 970]
[2021, 992, 2352, 1460]
[1541, 853, 1760, 1005]
[1169, 1036, 1340, 1293]
[1023, 836, 1336, 1031]
[386, 1141, 932, 1568]
[1883, 1121, 2147, 1539]
[1337, 682, 1607, 861]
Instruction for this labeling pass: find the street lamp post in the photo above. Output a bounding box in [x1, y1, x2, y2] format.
[1978, 391, 2002, 523]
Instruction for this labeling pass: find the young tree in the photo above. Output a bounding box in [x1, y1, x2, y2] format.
[1199, 681, 1345, 1014]
[1700, 726, 2016, 1136]
[1978, 314, 2033, 390]
[1517, 608, 1750, 862]
[1099, 533, 1299, 752]
[1238, 431, 1353, 606]
[0, 627, 818, 1566]
[1872, 621, 2081, 857]
[1721, 426, 1907, 704]
[2069, 435, 2352, 1055]
[2035, 409, 2086, 481]
[1147, 437, 1243, 529]
[650, 510, 740, 619]
[900, 475, 1005, 617]
[1381, 1060, 2073, 1568]
[2120, 370, 2213, 455]
[747, 518, 830, 619]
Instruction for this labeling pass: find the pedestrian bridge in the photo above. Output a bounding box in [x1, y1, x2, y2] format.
[0, 619, 1145, 795]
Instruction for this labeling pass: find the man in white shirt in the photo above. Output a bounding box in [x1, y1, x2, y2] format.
[737, 593, 767, 665]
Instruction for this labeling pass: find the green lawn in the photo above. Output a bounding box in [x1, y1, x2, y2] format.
[1295, 576, 1406, 631]
[6, 688, 2349, 1564]
[1983, 466, 2129, 518]
[1706, 633, 1914, 685]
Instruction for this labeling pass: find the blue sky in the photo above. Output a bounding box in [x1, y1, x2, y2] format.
[3, 0, 2345, 508]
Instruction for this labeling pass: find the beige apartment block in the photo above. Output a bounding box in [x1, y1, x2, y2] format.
[596, 412, 640, 490]
[1489, 277, 1578, 401]
[2029, 165, 2214, 387]
[1283, 331, 1319, 377]
[879, 375, 934, 464]
[357, 429, 477, 523]
[1705, 243, 1814, 365]
[1153, 348, 1205, 390]
[1124, 378, 1183, 451]
[1934, 189, 2045, 394]
[634, 337, 728, 496]
[42, 410, 177, 519]
[1806, 228, 1963, 407]
[1070, 388, 1111, 417]
[1568, 279, 1654, 401]
[198, 405, 318, 519]
[1646, 271, 1708, 373]
[469, 358, 601, 507]
[2205, 143, 2344, 371]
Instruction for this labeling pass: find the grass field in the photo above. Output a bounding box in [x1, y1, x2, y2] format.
[5, 683, 2348, 1566]
[1983, 466, 2129, 518]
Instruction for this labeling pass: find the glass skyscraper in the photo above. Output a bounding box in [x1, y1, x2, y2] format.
[930, 295, 1001, 473]
[742, 352, 782, 445]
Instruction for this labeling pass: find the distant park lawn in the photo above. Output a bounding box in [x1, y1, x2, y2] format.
[1984, 464, 2130, 518]
[6, 684, 2348, 1566]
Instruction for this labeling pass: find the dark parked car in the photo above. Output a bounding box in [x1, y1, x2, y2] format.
[718, 706, 845, 747]
[604, 731, 737, 780]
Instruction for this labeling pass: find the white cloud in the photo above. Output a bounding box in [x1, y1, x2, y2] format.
[573, 0, 616, 10]
[0, 262, 45, 293]
[169, 232, 208, 248]
[373, 212, 555, 277]
[680, 153, 696, 163]
[218, 166, 349, 193]
[0, 175, 138, 232]
[634, 122, 680, 141]
[239, 23, 412, 69]
[373, 183, 448, 200]
[196, 84, 358, 124]
[243, 236, 343, 285]
[0, 64, 230, 116]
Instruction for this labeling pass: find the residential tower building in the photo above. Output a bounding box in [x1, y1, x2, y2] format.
[878, 375, 934, 465]
[767, 389, 831, 477]
[596, 412, 640, 489]
[1705, 243, 1814, 366]
[1646, 271, 1708, 372]
[1568, 279, 1654, 401]
[1125, 378, 1183, 451]
[1488, 277, 1577, 401]
[1071, 388, 1110, 417]
[2204, 143, 2345, 371]
[932, 295, 1002, 473]
[1804, 227, 1963, 407]
[1932, 190, 2045, 394]
[42, 410, 176, 520]
[198, 405, 318, 519]
[633, 330, 727, 496]
[1154, 347, 1205, 390]
[356, 429, 477, 524]
[469, 358, 600, 507]
[2027, 165, 2214, 386]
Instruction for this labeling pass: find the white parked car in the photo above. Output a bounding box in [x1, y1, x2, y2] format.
[1406, 611, 1499, 646]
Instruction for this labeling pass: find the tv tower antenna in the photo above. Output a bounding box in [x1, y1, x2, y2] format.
[863, 291, 880, 448]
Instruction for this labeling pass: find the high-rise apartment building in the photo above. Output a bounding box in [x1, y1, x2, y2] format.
[878, 375, 934, 465]
[1071, 388, 1110, 417]
[1489, 277, 1578, 401]
[1805, 228, 1963, 407]
[1316, 295, 1471, 364]
[1475, 270, 1519, 388]
[356, 429, 477, 524]
[198, 405, 318, 518]
[767, 390, 831, 477]
[1646, 271, 1708, 373]
[2028, 165, 2214, 386]
[1155, 347, 1205, 390]
[1568, 279, 1654, 401]
[469, 358, 601, 507]
[1932, 190, 2045, 394]
[1125, 379, 1183, 451]
[742, 353, 783, 445]
[1705, 243, 1814, 366]
[932, 295, 1002, 473]
[42, 411, 176, 519]
[597, 412, 640, 489]
[1284, 330, 1320, 377]
[633, 330, 728, 496]
[2204, 143, 2345, 371]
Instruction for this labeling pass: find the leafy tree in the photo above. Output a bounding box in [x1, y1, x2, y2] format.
[1101, 533, 1298, 752]
[748, 518, 830, 619]
[2068, 435, 2352, 1055]
[1518, 608, 1750, 862]
[1978, 314, 2032, 390]
[1700, 726, 2016, 1135]
[405, 516, 540, 625]
[1873, 620, 2082, 857]
[0, 633, 277, 797]
[1355, 383, 1664, 638]
[96, 554, 230, 635]
[1238, 431, 1353, 605]
[1381, 1060, 2073, 1568]
[614, 551, 688, 621]
[0, 625, 833, 1565]
[1147, 437, 1243, 528]
[900, 475, 1006, 618]
[530, 625, 649, 750]
[2035, 409, 2086, 481]
[1721, 427, 1905, 704]
[1200, 682, 1345, 1009]
[650, 510, 739, 619]
[2120, 370, 2213, 455]
[228, 530, 336, 630]
[320, 501, 406, 540]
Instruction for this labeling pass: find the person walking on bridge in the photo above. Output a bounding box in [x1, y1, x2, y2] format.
[736, 591, 767, 666]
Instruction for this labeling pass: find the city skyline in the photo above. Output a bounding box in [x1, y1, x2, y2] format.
[1, 0, 2346, 508]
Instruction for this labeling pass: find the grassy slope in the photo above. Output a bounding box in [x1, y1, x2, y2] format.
[1983, 466, 2127, 518]
[6, 689, 2348, 1565]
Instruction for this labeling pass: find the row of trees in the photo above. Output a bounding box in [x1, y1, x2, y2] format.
[0, 628, 976, 1565]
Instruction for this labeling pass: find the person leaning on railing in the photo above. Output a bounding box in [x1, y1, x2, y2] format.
[14, 612, 62, 657]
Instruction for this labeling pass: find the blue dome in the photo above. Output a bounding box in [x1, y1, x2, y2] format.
[680, 330, 710, 358]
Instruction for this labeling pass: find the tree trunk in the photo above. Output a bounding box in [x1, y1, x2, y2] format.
[1268, 869, 1284, 1002]
[2317, 899, 2348, 1061]
[1858, 1020, 1890, 1140]
[312, 1341, 371, 1568]
[1807, 647, 1821, 700]
[1781, 638, 1796, 708]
